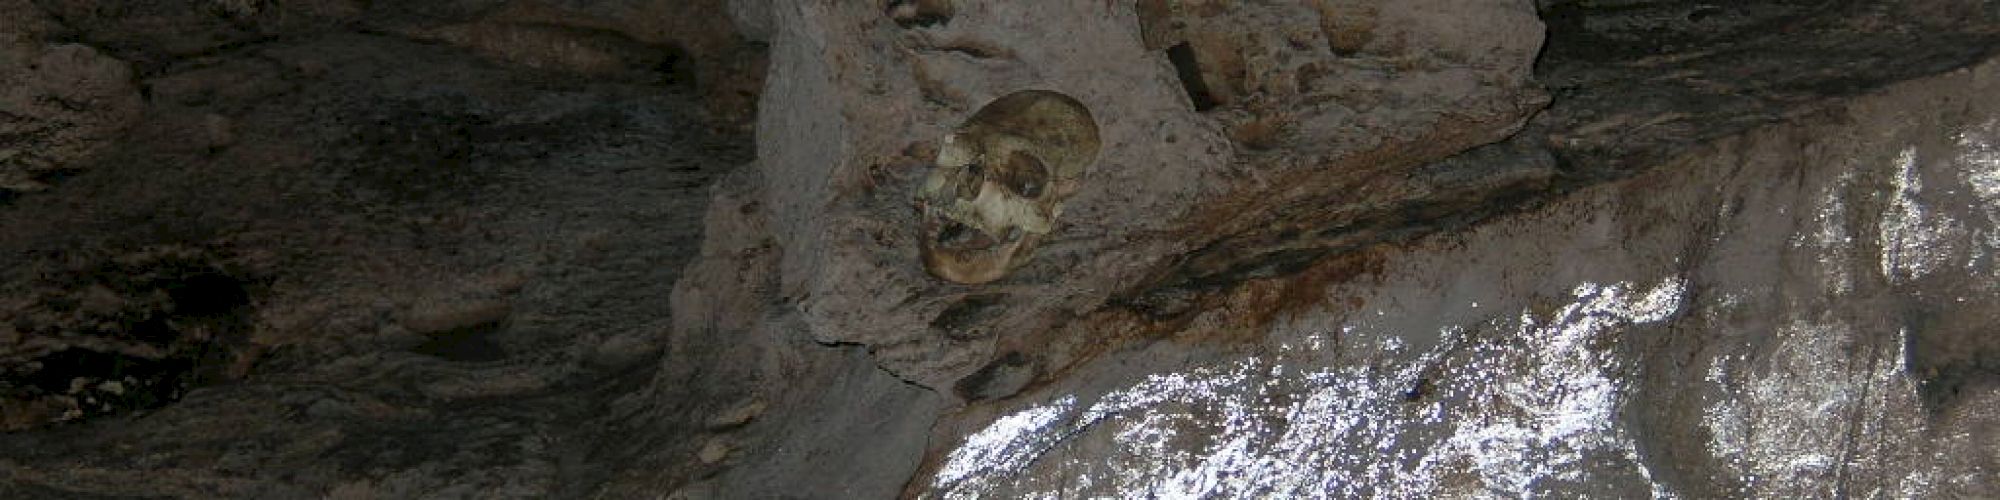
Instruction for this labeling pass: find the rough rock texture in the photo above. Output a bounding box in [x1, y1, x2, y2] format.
[1536, 0, 2000, 176]
[673, 0, 2000, 497]
[1, 0, 1998, 498]
[920, 55, 2000, 498]
[0, 1, 776, 496]
[679, 0, 1548, 398]
[0, 40, 143, 193]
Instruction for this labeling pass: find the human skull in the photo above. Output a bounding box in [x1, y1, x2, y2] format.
[915, 90, 1101, 284]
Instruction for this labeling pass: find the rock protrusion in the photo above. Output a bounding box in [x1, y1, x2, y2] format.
[0, 43, 144, 195]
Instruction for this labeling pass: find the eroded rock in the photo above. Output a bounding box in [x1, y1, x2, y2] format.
[0, 246, 257, 431]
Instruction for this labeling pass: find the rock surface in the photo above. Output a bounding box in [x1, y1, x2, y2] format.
[2, 1, 769, 495]
[681, 0, 2000, 497]
[0, 0, 1995, 498]
[0, 41, 143, 193]
[682, 0, 1549, 398]
[920, 54, 2000, 499]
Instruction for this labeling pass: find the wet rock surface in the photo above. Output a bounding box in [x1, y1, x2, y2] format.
[0, 0, 1996, 498]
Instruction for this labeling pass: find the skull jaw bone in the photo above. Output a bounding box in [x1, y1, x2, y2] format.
[915, 136, 1062, 284]
[919, 218, 1043, 285]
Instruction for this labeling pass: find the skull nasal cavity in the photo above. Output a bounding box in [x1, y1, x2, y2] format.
[996, 152, 1048, 197]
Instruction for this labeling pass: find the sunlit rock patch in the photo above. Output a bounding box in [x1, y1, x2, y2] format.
[933, 278, 1687, 498]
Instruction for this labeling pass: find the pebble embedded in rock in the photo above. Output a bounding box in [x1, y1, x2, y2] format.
[203, 114, 235, 150]
[705, 399, 766, 430]
[696, 438, 732, 465]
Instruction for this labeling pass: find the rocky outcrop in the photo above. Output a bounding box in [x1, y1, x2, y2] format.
[675, 0, 1548, 399]
[669, 0, 2000, 497]
[1, 0, 1997, 497]
[919, 53, 2000, 499]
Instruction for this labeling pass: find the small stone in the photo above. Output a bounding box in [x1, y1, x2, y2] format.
[203, 114, 236, 150]
[294, 60, 329, 78]
[96, 380, 126, 396]
[78, 284, 125, 316]
[587, 333, 658, 370]
[705, 399, 766, 430]
[888, 4, 920, 22]
[696, 438, 731, 464]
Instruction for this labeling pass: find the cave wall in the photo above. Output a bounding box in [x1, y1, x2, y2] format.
[678, 0, 1547, 398]
[1, 0, 1996, 497]
[2, 0, 774, 496]
[919, 52, 2000, 499]
[668, 0, 2000, 497]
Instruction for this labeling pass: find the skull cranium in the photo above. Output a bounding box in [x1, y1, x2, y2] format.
[915, 90, 1101, 284]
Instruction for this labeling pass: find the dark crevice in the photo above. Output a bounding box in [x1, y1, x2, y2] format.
[2, 249, 258, 431]
[1166, 42, 1218, 112]
[411, 323, 509, 363]
[888, 0, 955, 28]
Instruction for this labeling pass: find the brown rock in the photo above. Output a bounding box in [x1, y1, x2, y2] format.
[704, 400, 766, 430]
[695, 438, 731, 465]
[0, 43, 143, 193]
[400, 300, 513, 336]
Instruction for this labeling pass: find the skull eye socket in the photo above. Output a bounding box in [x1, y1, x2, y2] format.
[955, 162, 984, 199]
[912, 90, 1100, 284]
[994, 151, 1048, 198]
[936, 221, 971, 244]
[935, 220, 996, 249]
